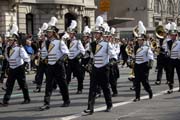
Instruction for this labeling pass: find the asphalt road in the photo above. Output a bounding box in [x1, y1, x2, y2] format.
[0, 66, 179, 120]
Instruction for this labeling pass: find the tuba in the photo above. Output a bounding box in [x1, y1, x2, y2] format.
[133, 26, 139, 37]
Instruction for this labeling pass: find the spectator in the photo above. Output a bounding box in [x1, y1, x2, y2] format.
[24, 39, 34, 73]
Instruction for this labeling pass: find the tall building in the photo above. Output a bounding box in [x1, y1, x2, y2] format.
[95, 0, 180, 37]
[0, 0, 96, 35]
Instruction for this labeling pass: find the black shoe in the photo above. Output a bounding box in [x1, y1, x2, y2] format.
[167, 90, 173, 94]
[155, 81, 161, 85]
[149, 92, 153, 99]
[61, 101, 70, 107]
[76, 90, 82, 94]
[21, 99, 30, 104]
[104, 106, 112, 112]
[39, 104, 50, 111]
[112, 93, 118, 97]
[130, 87, 135, 91]
[133, 98, 140, 102]
[178, 89, 180, 92]
[0, 102, 8, 107]
[2, 87, 6, 91]
[33, 88, 41, 93]
[84, 109, 94, 115]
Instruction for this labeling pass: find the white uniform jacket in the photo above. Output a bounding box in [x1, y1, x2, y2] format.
[40, 41, 48, 60]
[169, 40, 180, 59]
[94, 40, 116, 68]
[135, 45, 154, 64]
[69, 38, 85, 59]
[6, 45, 30, 69]
[48, 39, 69, 65]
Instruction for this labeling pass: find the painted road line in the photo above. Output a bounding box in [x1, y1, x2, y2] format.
[59, 87, 179, 120]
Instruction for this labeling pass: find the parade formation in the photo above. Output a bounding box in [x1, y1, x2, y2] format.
[0, 14, 180, 118]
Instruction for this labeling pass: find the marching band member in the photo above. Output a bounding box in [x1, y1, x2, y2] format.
[166, 22, 180, 94]
[81, 26, 92, 78]
[84, 16, 116, 114]
[66, 20, 85, 94]
[133, 21, 154, 102]
[108, 27, 120, 97]
[40, 17, 70, 110]
[33, 23, 49, 93]
[0, 24, 31, 106]
[154, 24, 170, 85]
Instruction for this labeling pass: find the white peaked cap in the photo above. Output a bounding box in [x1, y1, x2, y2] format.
[10, 24, 18, 36]
[95, 16, 104, 27]
[110, 27, 116, 34]
[69, 20, 77, 30]
[48, 16, 58, 26]
[138, 21, 146, 35]
[62, 32, 70, 39]
[83, 26, 91, 34]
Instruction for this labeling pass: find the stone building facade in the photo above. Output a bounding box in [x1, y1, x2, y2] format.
[0, 0, 96, 35]
[95, 0, 180, 28]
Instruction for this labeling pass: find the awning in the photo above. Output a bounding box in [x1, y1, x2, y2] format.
[107, 17, 135, 26]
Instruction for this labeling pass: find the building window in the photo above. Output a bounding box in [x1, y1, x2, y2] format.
[82, 16, 90, 28]
[167, 0, 173, 15]
[26, 13, 34, 35]
[154, 0, 161, 14]
[64, 13, 77, 31]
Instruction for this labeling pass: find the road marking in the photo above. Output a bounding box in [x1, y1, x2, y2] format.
[0, 76, 129, 99]
[0, 90, 33, 99]
[116, 109, 143, 120]
[59, 87, 179, 120]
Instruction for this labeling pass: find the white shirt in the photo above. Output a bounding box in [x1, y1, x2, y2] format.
[135, 45, 154, 64]
[94, 40, 116, 68]
[109, 43, 118, 60]
[48, 39, 69, 65]
[40, 41, 48, 60]
[69, 38, 85, 59]
[169, 40, 180, 59]
[6, 45, 30, 69]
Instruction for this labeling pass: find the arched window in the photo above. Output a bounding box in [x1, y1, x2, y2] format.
[26, 13, 34, 35]
[64, 13, 77, 31]
[82, 16, 90, 28]
[154, 0, 161, 13]
[167, 0, 173, 15]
